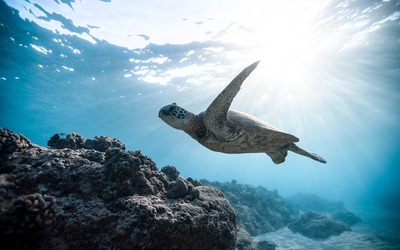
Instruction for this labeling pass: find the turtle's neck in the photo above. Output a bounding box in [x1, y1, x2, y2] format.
[183, 113, 206, 141]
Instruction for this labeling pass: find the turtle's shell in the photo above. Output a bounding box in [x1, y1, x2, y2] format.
[200, 110, 299, 153]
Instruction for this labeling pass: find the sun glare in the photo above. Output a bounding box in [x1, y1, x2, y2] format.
[225, 0, 339, 111]
[218, 0, 337, 128]
[230, 1, 329, 85]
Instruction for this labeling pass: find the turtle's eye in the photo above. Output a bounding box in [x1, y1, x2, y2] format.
[168, 106, 176, 112]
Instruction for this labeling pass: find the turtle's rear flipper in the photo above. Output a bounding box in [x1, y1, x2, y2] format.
[266, 149, 288, 164]
[288, 143, 327, 163]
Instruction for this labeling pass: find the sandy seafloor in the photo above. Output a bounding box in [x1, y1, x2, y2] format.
[254, 227, 395, 250]
[254, 206, 400, 250]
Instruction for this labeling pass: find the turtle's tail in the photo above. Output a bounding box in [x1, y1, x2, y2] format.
[287, 143, 327, 164]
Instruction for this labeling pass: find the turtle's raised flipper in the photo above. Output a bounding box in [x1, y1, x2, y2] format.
[204, 61, 259, 134]
[288, 143, 327, 163]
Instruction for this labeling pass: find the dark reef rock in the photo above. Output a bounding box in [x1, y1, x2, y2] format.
[167, 177, 192, 199]
[187, 177, 202, 187]
[84, 135, 126, 152]
[286, 193, 346, 213]
[47, 132, 85, 149]
[288, 211, 352, 239]
[0, 128, 32, 155]
[236, 225, 277, 250]
[47, 132, 125, 152]
[236, 225, 259, 250]
[161, 165, 180, 181]
[0, 129, 236, 249]
[332, 211, 362, 226]
[256, 240, 278, 250]
[0, 189, 59, 249]
[202, 180, 296, 236]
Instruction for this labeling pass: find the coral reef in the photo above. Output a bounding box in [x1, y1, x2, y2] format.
[0, 174, 58, 249]
[288, 211, 352, 239]
[1, 129, 364, 248]
[0, 129, 236, 249]
[202, 180, 296, 236]
[47, 133, 125, 151]
[0, 128, 32, 154]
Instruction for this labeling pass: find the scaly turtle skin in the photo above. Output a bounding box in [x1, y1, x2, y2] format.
[159, 61, 326, 164]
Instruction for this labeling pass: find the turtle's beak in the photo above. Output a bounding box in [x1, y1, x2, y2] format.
[158, 108, 169, 117]
[159, 104, 172, 117]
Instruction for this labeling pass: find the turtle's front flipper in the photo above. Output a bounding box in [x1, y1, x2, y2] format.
[204, 61, 260, 136]
[288, 143, 327, 163]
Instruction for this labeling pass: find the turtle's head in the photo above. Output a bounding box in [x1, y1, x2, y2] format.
[159, 103, 195, 131]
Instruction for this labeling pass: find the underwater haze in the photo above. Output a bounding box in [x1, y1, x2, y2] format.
[1, 0, 400, 247]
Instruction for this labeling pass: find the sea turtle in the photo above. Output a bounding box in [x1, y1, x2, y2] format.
[159, 61, 326, 164]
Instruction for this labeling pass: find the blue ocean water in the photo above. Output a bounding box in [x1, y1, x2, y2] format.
[1, 0, 400, 247]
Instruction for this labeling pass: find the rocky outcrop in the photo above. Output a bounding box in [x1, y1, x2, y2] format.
[202, 180, 296, 236]
[331, 211, 362, 226]
[0, 128, 32, 154]
[47, 133, 126, 152]
[286, 193, 346, 213]
[286, 193, 362, 238]
[236, 225, 277, 250]
[288, 211, 352, 239]
[0, 129, 236, 249]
